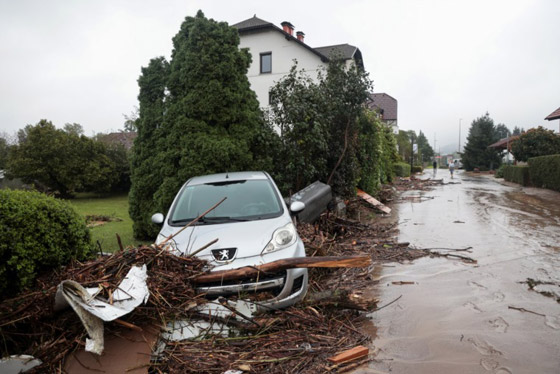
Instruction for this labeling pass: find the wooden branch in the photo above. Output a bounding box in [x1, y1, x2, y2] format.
[192, 255, 371, 284]
[160, 197, 226, 245]
[327, 345, 369, 364]
[304, 289, 377, 311]
[327, 119, 350, 186]
[187, 238, 219, 258]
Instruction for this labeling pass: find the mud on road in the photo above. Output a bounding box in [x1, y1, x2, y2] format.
[358, 170, 560, 374]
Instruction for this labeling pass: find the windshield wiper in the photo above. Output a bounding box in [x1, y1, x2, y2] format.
[170, 218, 196, 224]
[171, 216, 250, 225]
[201, 216, 250, 223]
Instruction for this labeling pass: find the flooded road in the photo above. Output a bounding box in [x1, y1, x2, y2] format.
[362, 171, 560, 374]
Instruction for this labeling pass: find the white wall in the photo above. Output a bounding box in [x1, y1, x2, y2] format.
[239, 30, 327, 109]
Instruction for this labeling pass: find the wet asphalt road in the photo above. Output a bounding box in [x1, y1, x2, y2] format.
[358, 170, 560, 374]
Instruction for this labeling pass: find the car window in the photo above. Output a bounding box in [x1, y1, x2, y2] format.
[170, 179, 283, 224]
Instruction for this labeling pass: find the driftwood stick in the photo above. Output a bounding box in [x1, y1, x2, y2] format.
[417, 246, 473, 252]
[193, 256, 372, 284]
[217, 297, 261, 328]
[187, 238, 219, 258]
[508, 305, 546, 317]
[370, 295, 402, 312]
[116, 233, 124, 251]
[114, 318, 143, 331]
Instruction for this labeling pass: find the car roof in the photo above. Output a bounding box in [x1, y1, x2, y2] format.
[187, 171, 269, 185]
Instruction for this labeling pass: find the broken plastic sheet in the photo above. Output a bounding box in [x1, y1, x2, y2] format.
[54, 265, 149, 355]
[0, 355, 42, 374]
[155, 299, 258, 355]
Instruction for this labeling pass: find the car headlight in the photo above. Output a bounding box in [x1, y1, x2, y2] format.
[262, 222, 297, 254]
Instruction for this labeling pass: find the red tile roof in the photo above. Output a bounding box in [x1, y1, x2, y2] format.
[545, 106, 560, 121]
[368, 93, 398, 121]
[488, 136, 519, 149]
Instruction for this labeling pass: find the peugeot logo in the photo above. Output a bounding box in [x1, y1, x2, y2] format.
[211, 248, 237, 262]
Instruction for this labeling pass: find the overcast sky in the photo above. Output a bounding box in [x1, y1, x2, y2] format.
[1, 0, 559, 152]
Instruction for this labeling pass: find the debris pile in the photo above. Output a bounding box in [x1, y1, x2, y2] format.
[160, 308, 370, 373]
[2, 179, 479, 373]
[1, 240, 375, 373]
[0, 245, 207, 372]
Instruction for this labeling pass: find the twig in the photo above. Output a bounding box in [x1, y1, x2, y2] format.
[370, 295, 402, 312]
[113, 319, 143, 332]
[187, 238, 219, 258]
[327, 119, 350, 186]
[416, 246, 473, 252]
[116, 233, 124, 252]
[217, 298, 261, 328]
[508, 305, 546, 317]
[160, 197, 227, 245]
[429, 251, 477, 263]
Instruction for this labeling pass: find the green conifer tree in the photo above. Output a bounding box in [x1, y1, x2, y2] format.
[129, 11, 274, 239]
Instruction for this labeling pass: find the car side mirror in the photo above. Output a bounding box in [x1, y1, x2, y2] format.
[289, 201, 305, 214]
[151, 213, 164, 224]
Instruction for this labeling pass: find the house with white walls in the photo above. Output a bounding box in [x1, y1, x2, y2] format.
[368, 93, 399, 134]
[232, 15, 364, 109]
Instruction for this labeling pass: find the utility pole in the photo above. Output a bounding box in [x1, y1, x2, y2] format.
[458, 118, 462, 153]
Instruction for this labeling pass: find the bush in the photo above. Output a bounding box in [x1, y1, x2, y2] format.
[411, 165, 423, 173]
[528, 154, 560, 192]
[511, 126, 560, 162]
[502, 165, 530, 186]
[356, 111, 397, 195]
[495, 164, 505, 178]
[393, 162, 411, 177]
[0, 190, 95, 298]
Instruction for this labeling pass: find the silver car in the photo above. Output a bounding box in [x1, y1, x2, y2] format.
[152, 171, 308, 309]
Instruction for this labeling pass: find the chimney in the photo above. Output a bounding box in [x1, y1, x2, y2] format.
[296, 31, 305, 42]
[281, 21, 294, 36]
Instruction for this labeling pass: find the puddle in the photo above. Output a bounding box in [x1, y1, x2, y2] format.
[368, 172, 560, 373]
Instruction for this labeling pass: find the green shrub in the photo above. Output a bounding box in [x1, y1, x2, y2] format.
[528, 154, 560, 192]
[393, 162, 411, 177]
[0, 190, 95, 298]
[502, 165, 530, 186]
[411, 165, 423, 173]
[495, 164, 505, 178]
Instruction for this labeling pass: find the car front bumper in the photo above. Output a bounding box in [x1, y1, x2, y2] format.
[195, 240, 309, 310]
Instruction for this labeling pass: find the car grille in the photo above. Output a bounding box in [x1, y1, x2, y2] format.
[197, 270, 287, 297]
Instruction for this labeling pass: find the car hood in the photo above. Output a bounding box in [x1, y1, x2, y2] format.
[158, 215, 292, 263]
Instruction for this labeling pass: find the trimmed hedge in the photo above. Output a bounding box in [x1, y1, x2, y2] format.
[528, 154, 560, 192]
[0, 190, 95, 298]
[411, 165, 423, 174]
[502, 165, 530, 186]
[393, 162, 411, 177]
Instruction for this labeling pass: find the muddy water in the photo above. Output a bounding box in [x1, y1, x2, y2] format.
[360, 171, 560, 374]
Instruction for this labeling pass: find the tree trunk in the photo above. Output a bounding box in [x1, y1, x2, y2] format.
[192, 256, 371, 284]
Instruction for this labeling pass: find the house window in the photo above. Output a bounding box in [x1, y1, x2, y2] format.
[260, 53, 272, 74]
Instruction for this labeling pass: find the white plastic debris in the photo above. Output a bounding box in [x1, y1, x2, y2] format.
[0, 355, 42, 373]
[54, 265, 149, 354]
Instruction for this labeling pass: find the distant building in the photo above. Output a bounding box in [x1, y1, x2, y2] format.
[367, 93, 398, 134]
[232, 15, 364, 110]
[545, 106, 560, 133]
[97, 132, 137, 150]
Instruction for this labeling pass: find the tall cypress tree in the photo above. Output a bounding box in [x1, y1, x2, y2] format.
[462, 113, 502, 171]
[129, 57, 169, 238]
[129, 11, 273, 239]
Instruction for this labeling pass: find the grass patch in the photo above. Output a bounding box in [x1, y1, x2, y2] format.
[67, 193, 152, 253]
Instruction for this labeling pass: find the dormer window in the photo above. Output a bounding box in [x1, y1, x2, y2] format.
[260, 52, 272, 74]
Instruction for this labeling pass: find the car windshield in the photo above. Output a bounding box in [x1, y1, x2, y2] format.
[169, 179, 283, 224]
